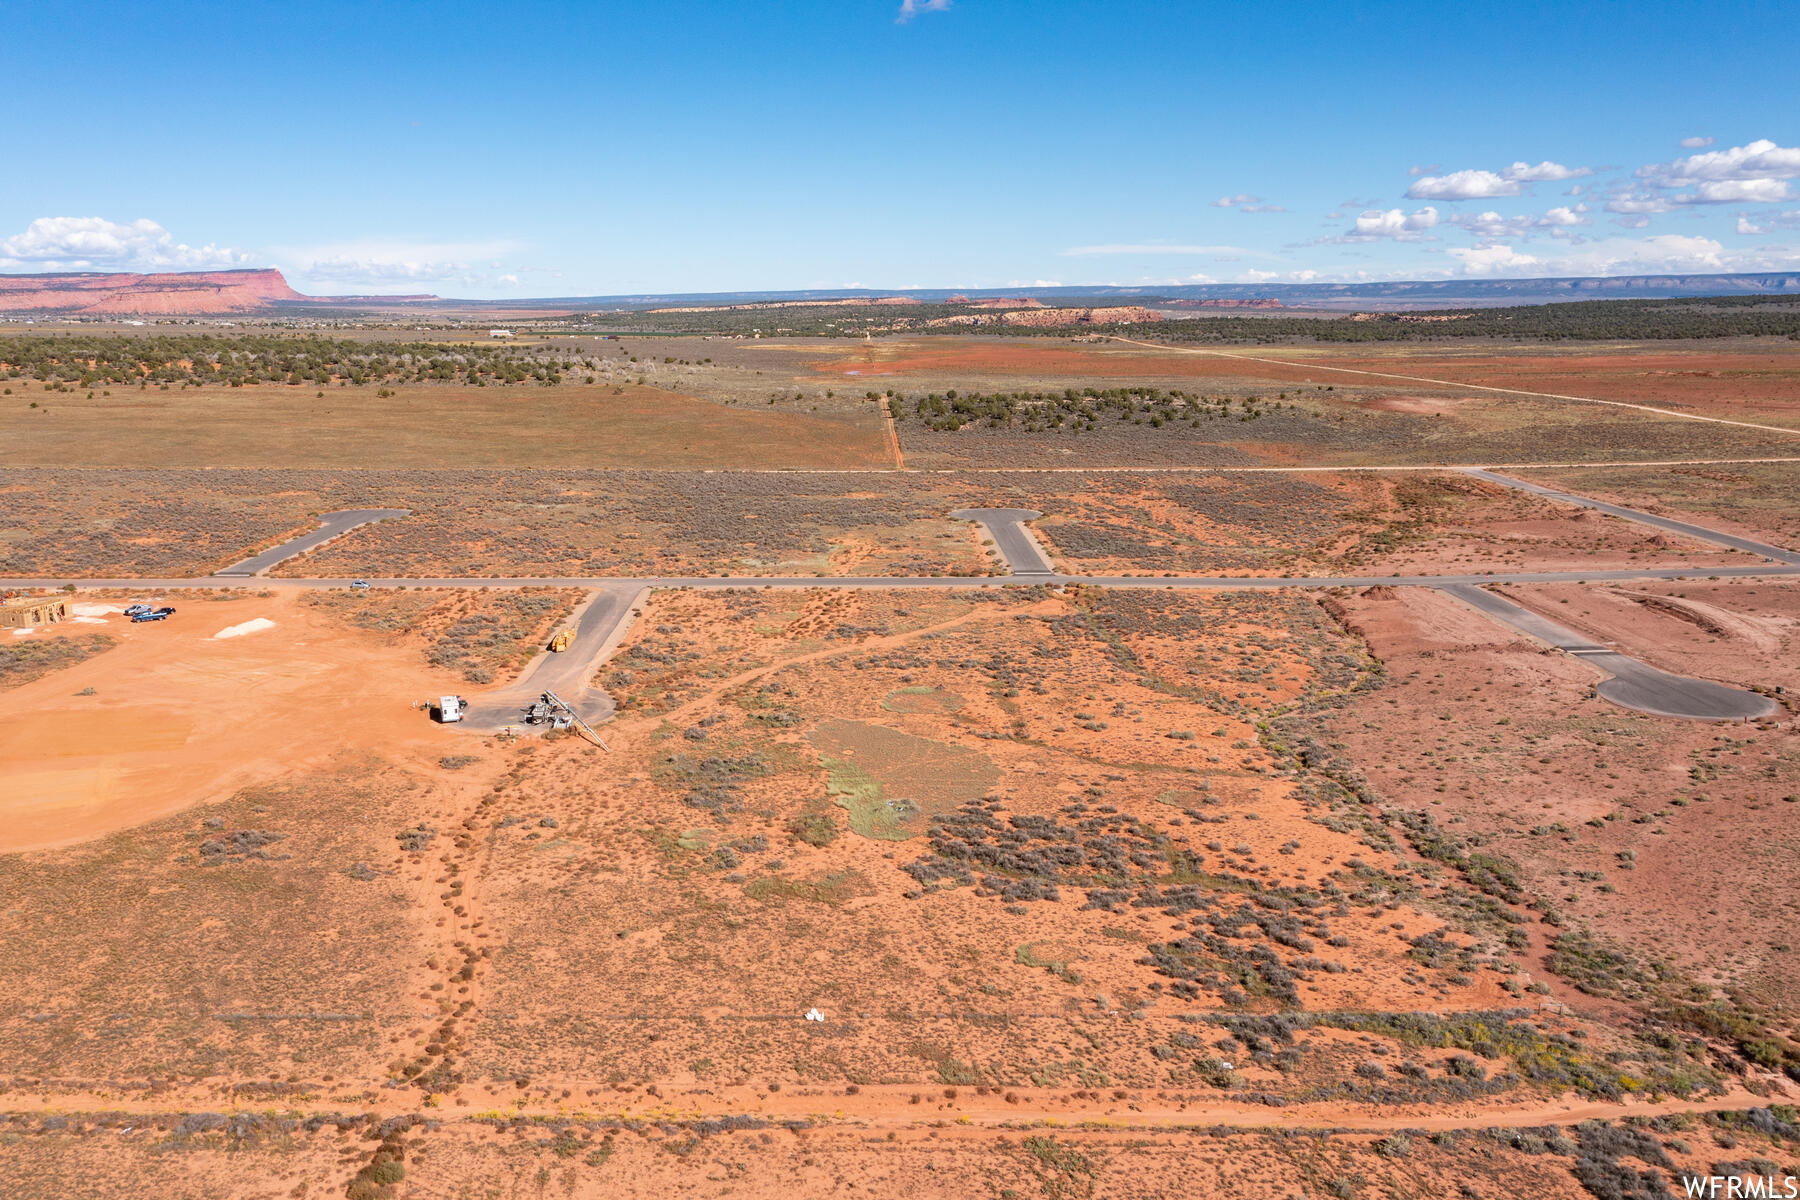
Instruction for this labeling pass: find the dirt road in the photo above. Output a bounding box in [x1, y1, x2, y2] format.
[1107, 335, 1800, 438]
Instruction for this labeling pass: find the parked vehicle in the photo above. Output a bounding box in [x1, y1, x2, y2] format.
[131, 606, 176, 623]
[350, 580, 371, 592]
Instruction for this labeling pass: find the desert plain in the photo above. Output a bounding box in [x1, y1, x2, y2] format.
[2, 323, 1799, 1199]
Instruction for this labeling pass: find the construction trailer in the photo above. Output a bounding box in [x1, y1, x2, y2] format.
[0, 595, 68, 629]
[433, 695, 467, 723]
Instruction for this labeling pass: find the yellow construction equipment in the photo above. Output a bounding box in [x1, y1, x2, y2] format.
[548, 628, 574, 653]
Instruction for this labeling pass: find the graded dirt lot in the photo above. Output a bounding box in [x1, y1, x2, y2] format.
[0, 592, 448, 853]
[0, 587, 590, 854]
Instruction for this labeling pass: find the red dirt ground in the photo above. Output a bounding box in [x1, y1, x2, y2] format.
[0, 592, 491, 853]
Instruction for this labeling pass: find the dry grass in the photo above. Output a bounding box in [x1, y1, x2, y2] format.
[0, 760, 432, 1081]
[0, 380, 893, 469]
[303, 586, 585, 683]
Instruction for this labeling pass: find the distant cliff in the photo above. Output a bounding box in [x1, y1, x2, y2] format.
[0, 268, 440, 315]
[0, 268, 312, 314]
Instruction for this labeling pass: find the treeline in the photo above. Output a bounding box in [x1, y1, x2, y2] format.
[887, 385, 1274, 432]
[581, 303, 984, 338]
[976, 296, 1800, 344]
[0, 334, 586, 388]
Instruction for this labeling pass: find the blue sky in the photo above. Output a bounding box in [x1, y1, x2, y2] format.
[3, 0, 1797, 295]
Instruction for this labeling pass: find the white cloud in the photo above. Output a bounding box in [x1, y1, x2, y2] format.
[1450, 210, 1533, 239]
[1350, 206, 1439, 239]
[1446, 244, 1541, 275]
[275, 238, 525, 293]
[1059, 243, 1249, 256]
[1240, 203, 1287, 214]
[1737, 217, 1768, 235]
[1406, 163, 1442, 177]
[1537, 205, 1590, 227]
[1439, 232, 1800, 277]
[0, 216, 252, 272]
[1685, 178, 1793, 204]
[1406, 169, 1521, 200]
[1211, 193, 1260, 208]
[1443, 233, 1797, 278]
[1638, 138, 1800, 186]
[1499, 160, 1591, 182]
[1608, 171, 1793, 212]
[1612, 215, 1652, 229]
[1605, 192, 1675, 215]
[1239, 269, 1280, 283]
[896, 0, 951, 22]
[1680, 136, 1714, 149]
[1541, 233, 1730, 274]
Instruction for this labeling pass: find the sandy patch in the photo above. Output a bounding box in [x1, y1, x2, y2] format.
[213, 617, 276, 639]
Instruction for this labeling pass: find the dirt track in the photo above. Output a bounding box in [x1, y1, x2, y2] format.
[0, 1078, 1774, 1135]
[1108, 335, 1800, 438]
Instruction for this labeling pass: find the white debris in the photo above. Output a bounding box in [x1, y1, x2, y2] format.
[804, 1007, 825, 1022]
[11, 628, 33, 637]
[71, 603, 124, 617]
[71, 616, 108, 625]
[213, 618, 276, 640]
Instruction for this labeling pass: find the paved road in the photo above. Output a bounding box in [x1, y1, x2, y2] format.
[9, 479, 1795, 726]
[1465, 469, 1800, 565]
[948, 508, 1055, 574]
[457, 584, 644, 733]
[213, 509, 410, 576]
[1439, 583, 1778, 721]
[14, 564, 1800, 593]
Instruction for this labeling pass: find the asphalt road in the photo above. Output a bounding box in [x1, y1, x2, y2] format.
[949, 508, 1055, 574]
[1465, 470, 1800, 565]
[213, 509, 410, 576]
[8, 480, 1794, 726]
[17, 564, 1800, 592]
[1439, 583, 1777, 721]
[457, 585, 644, 733]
